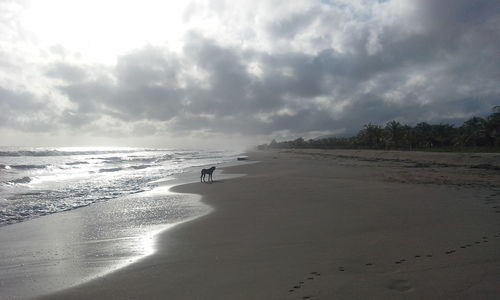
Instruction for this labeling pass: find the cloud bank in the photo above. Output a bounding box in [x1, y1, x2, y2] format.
[1, 0, 499, 147]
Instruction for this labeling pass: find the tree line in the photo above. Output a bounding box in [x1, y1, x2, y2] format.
[258, 111, 500, 151]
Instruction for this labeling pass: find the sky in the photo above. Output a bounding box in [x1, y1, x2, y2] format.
[0, 0, 499, 149]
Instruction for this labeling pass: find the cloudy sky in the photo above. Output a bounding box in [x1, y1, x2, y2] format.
[1, 0, 499, 148]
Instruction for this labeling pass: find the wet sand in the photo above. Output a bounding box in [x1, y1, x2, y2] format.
[42, 149, 500, 299]
[0, 178, 207, 299]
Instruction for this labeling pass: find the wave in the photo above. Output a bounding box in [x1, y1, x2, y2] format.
[128, 157, 157, 163]
[174, 151, 199, 156]
[0, 148, 238, 226]
[98, 167, 123, 173]
[129, 164, 151, 170]
[8, 177, 32, 184]
[154, 154, 174, 163]
[65, 161, 89, 166]
[99, 156, 122, 161]
[0, 149, 143, 157]
[101, 156, 166, 164]
[11, 164, 48, 170]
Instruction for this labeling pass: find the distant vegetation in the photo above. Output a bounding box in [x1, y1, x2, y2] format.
[258, 110, 500, 152]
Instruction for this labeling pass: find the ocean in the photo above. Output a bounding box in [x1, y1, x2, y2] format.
[0, 147, 241, 226]
[0, 146, 243, 298]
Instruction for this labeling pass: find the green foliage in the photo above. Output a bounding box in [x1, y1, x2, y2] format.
[260, 111, 500, 152]
[357, 124, 385, 148]
[487, 112, 500, 146]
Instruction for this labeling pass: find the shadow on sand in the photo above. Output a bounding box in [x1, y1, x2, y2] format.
[201, 180, 224, 184]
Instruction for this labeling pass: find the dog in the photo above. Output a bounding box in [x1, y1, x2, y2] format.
[200, 166, 216, 182]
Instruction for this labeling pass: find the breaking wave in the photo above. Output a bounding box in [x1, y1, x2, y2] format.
[65, 161, 89, 166]
[10, 164, 48, 170]
[8, 176, 32, 184]
[0, 149, 158, 157]
[0, 147, 241, 226]
[98, 167, 123, 173]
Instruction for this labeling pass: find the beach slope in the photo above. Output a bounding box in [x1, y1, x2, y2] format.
[43, 149, 500, 299]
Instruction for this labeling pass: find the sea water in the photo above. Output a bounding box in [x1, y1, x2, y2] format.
[0, 147, 240, 226]
[0, 146, 242, 298]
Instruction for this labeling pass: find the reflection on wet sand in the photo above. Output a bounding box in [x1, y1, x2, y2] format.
[0, 184, 208, 299]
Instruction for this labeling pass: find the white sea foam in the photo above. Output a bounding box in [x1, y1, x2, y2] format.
[0, 147, 240, 226]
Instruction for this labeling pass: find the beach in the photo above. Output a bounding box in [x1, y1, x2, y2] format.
[0, 148, 241, 299]
[42, 149, 500, 299]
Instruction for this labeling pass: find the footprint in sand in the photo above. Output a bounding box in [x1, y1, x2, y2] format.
[395, 259, 406, 264]
[288, 272, 322, 294]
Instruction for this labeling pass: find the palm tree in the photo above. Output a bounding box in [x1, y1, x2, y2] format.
[487, 109, 500, 146]
[413, 122, 434, 148]
[460, 116, 492, 146]
[430, 124, 457, 147]
[384, 120, 405, 148]
[357, 124, 384, 148]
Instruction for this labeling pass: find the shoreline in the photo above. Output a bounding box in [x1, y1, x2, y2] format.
[0, 159, 245, 299]
[43, 149, 500, 299]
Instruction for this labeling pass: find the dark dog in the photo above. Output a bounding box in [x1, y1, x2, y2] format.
[200, 166, 216, 182]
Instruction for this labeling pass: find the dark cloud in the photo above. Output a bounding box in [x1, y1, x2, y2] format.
[58, 80, 113, 113]
[188, 0, 499, 136]
[46, 62, 87, 82]
[0, 87, 57, 131]
[115, 47, 180, 88]
[266, 6, 321, 40]
[0, 87, 41, 113]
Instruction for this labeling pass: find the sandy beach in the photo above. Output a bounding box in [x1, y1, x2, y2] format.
[42, 149, 500, 299]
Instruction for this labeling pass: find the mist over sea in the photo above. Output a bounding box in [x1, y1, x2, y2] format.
[0, 147, 240, 226]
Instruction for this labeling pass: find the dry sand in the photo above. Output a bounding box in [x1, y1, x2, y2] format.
[42, 149, 500, 299]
